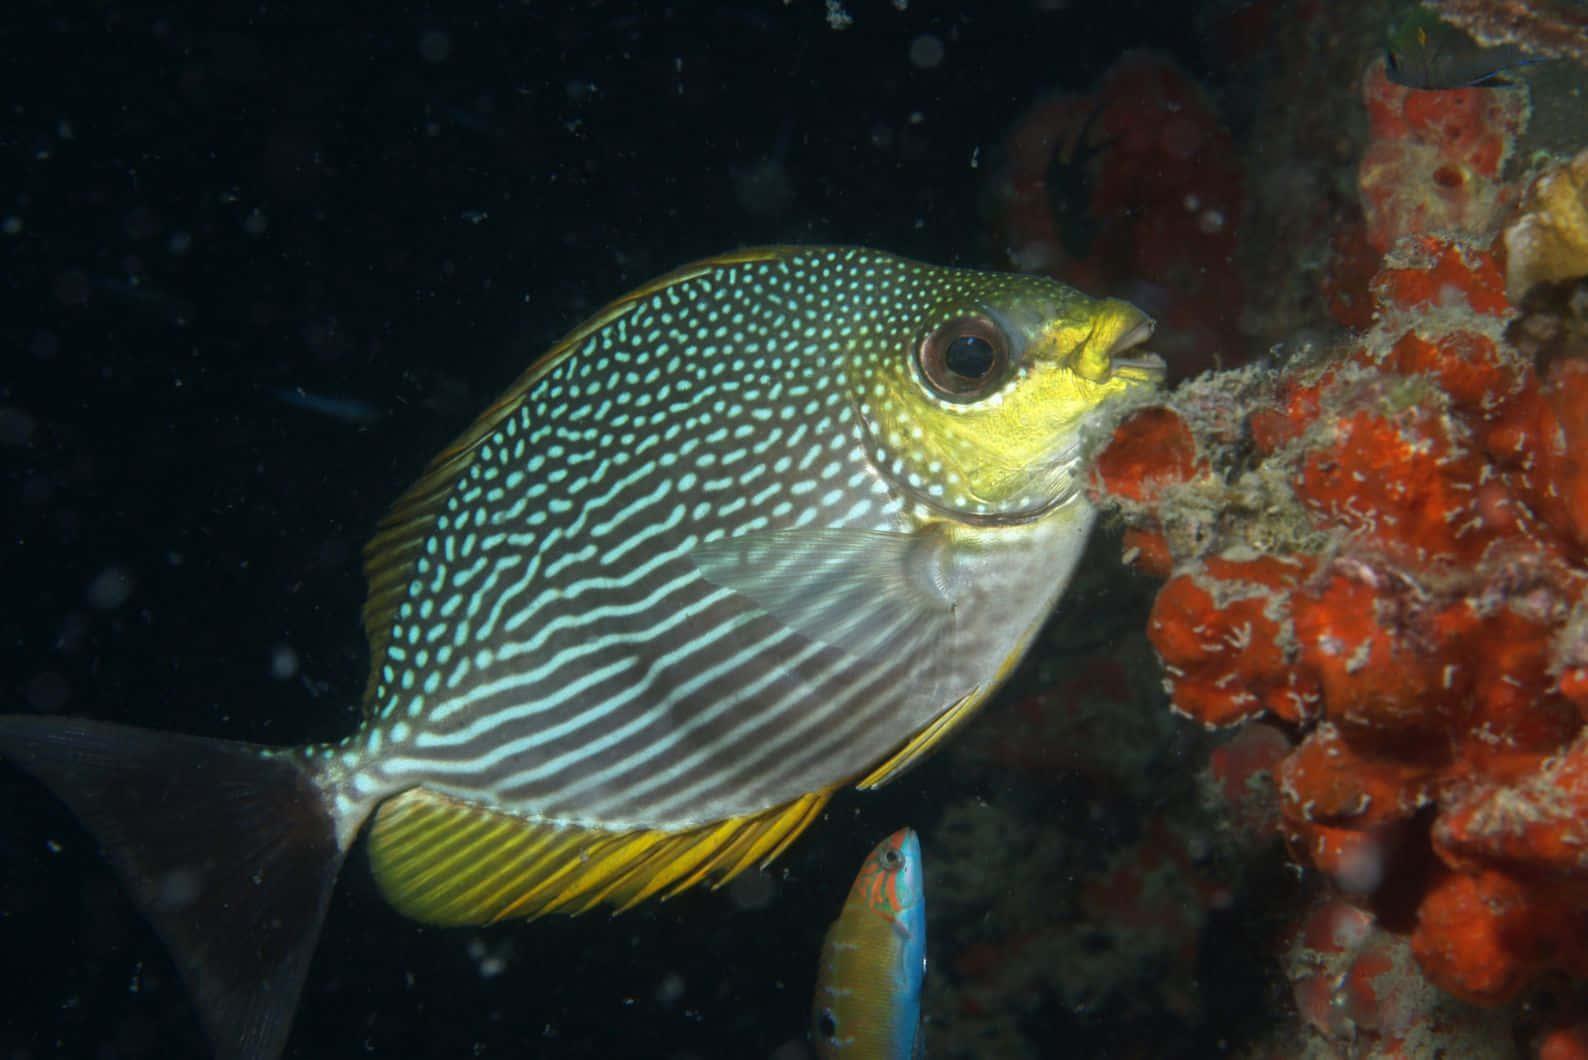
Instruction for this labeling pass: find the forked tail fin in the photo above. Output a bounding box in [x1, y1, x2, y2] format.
[0, 715, 347, 1060]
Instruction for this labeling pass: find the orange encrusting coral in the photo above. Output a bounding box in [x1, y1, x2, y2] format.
[1408, 868, 1567, 1006]
[1280, 893, 1515, 1052]
[1146, 555, 1318, 728]
[1322, 58, 1527, 331]
[1290, 388, 1499, 567]
[1091, 405, 1203, 504]
[1370, 235, 1513, 317]
[1079, 46, 1588, 1029]
[1356, 60, 1527, 255]
[1090, 224, 1588, 1008]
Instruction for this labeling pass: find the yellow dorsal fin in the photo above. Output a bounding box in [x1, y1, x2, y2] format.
[357, 247, 801, 709]
[366, 784, 831, 925]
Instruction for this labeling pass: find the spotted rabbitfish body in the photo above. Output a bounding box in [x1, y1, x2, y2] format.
[813, 828, 927, 1060]
[0, 246, 1159, 1059]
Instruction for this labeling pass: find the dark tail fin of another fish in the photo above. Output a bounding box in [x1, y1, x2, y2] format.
[0, 714, 347, 1060]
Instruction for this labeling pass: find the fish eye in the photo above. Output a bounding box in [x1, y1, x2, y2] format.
[881, 847, 902, 868]
[816, 1008, 839, 1040]
[946, 335, 996, 377]
[918, 315, 1010, 402]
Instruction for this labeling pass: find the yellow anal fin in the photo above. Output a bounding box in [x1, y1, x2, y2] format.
[860, 613, 1053, 790]
[367, 785, 831, 926]
[706, 789, 828, 889]
[855, 686, 992, 790]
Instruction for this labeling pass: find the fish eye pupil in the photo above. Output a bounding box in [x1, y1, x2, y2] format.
[818, 1009, 838, 1040]
[918, 316, 1009, 401]
[882, 848, 901, 867]
[945, 335, 995, 379]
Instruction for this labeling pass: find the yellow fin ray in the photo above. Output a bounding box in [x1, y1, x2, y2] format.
[545, 831, 676, 915]
[698, 798, 814, 889]
[379, 812, 517, 889]
[367, 784, 831, 925]
[438, 828, 588, 920]
[859, 612, 1053, 789]
[727, 788, 828, 875]
[855, 687, 991, 789]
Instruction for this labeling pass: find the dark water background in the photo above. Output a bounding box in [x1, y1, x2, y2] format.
[1, 3, 1250, 1057]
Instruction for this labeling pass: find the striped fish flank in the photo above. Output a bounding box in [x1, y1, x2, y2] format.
[0, 245, 1161, 1060]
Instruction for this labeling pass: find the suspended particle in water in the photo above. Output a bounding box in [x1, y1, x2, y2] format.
[30, 330, 60, 358]
[87, 565, 135, 610]
[0, 406, 36, 446]
[419, 29, 451, 63]
[726, 868, 777, 910]
[654, 971, 685, 1006]
[465, 936, 513, 980]
[1332, 832, 1388, 897]
[908, 33, 944, 69]
[270, 643, 300, 680]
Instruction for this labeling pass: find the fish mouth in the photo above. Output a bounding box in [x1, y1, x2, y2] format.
[1105, 318, 1165, 386]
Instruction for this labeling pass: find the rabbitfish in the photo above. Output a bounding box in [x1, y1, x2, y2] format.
[0, 245, 1160, 1059]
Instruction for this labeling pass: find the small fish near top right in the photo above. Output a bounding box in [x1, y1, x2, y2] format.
[1385, 2, 1549, 90]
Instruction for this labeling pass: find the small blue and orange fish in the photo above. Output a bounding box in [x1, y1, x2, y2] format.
[812, 827, 926, 1059]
